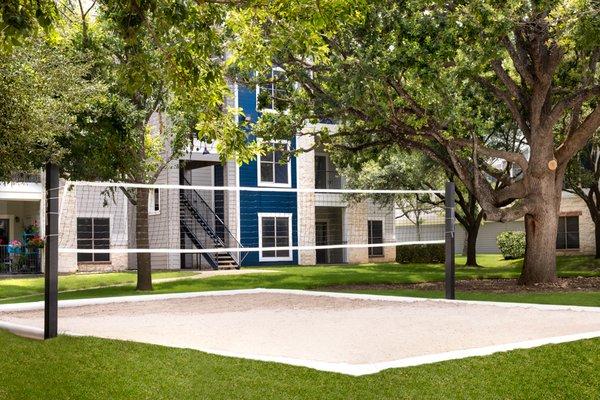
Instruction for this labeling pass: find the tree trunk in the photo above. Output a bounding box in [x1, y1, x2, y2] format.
[519, 194, 560, 285]
[464, 223, 480, 267]
[595, 221, 600, 259]
[136, 187, 153, 291]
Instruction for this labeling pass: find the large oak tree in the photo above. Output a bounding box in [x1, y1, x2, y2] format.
[227, 0, 600, 284]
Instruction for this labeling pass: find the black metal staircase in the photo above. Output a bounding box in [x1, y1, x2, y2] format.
[179, 177, 244, 270]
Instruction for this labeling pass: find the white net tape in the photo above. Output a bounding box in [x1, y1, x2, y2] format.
[58, 181, 445, 267]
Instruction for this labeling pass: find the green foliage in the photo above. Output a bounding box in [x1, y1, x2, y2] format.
[0, 37, 104, 180]
[0, 0, 57, 50]
[1, 330, 599, 399]
[497, 231, 526, 260]
[396, 244, 445, 264]
[226, 0, 599, 221]
[3, 254, 600, 304]
[55, 0, 246, 184]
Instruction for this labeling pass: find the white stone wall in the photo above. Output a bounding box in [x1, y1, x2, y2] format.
[296, 134, 316, 265]
[57, 183, 78, 273]
[58, 183, 130, 273]
[559, 194, 595, 255]
[367, 201, 396, 262]
[145, 159, 181, 270]
[345, 201, 369, 263]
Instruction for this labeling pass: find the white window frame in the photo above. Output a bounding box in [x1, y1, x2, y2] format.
[258, 212, 293, 262]
[148, 188, 160, 215]
[367, 218, 385, 258]
[257, 140, 292, 188]
[256, 67, 286, 113]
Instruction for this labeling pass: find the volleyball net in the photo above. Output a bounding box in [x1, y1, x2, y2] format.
[57, 181, 449, 268]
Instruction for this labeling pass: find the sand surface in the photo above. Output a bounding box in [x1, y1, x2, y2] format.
[2, 292, 600, 365]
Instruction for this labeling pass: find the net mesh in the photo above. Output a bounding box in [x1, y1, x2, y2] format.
[58, 182, 446, 268]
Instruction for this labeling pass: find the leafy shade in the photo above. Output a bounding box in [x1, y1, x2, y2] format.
[227, 0, 600, 284]
[0, 38, 103, 180]
[0, 0, 57, 50]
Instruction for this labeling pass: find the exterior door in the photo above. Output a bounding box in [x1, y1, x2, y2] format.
[315, 221, 328, 264]
[0, 219, 9, 246]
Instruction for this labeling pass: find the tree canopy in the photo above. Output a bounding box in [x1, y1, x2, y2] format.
[226, 0, 600, 283]
[0, 37, 103, 180]
[0, 0, 57, 50]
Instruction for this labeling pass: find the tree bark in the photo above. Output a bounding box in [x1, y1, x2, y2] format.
[595, 219, 600, 259]
[136, 187, 153, 291]
[464, 223, 480, 267]
[519, 174, 561, 284]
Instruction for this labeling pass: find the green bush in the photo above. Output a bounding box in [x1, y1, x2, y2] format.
[396, 243, 445, 263]
[496, 231, 526, 259]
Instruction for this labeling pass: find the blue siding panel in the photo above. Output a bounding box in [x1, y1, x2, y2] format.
[237, 83, 299, 266]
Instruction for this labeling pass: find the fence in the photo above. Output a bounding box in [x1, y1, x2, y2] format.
[0, 245, 42, 274]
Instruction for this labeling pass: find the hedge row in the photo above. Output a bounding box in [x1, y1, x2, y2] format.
[396, 243, 445, 264]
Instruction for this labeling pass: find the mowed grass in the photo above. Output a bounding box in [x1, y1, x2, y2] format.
[1, 254, 599, 305]
[1, 256, 599, 398]
[0, 270, 196, 301]
[0, 330, 598, 399]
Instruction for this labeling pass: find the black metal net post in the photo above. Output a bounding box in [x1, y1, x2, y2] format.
[445, 181, 456, 300]
[44, 163, 59, 339]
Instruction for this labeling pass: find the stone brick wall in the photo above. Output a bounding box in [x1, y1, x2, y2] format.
[296, 134, 316, 265]
[367, 201, 396, 262]
[57, 182, 130, 273]
[559, 194, 595, 255]
[346, 201, 369, 263]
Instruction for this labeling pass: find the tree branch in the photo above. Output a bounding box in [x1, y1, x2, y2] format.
[451, 138, 529, 172]
[556, 106, 600, 164]
[546, 85, 600, 131]
[475, 76, 531, 139]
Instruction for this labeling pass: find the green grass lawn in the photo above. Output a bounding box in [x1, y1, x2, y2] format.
[1, 255, 599, 398]
[0, 270, 195, 301]
[1, 254, 599, 305]
[0, 330, 598, 399]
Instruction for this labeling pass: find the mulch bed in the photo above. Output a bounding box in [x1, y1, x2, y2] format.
[323, 276, 600, 294]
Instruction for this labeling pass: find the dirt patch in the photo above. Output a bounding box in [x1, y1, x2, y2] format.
[323, 276, 600, 293]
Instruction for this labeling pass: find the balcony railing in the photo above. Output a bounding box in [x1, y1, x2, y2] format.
[6, 172, 42, 184]
[315, 169, 342, 189]
[0, 245, 42, 274]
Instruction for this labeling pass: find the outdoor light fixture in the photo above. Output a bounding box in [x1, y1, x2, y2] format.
[203, 145, 210, 155]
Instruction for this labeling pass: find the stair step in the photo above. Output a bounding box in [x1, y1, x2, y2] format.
[218, 265, 239, 270]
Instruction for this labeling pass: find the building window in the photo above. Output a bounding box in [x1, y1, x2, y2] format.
[149, 188, 160, 215]
[259, 213, 293, 261]
[368, 220, 384, 257]
[77, 218, 110, 262]
[258, 142, 291, 187]
[256, 67, 290, 112]
[315, 154, 342, 189]
[556, 216, 579, 250]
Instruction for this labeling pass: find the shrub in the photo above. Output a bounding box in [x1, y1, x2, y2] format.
[496, 231, 526, 259]
[396, 243, 445, 263]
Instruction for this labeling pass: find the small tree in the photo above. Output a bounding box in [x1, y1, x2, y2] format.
[59, 0, 238, 290]
[340, 152, 484, 266]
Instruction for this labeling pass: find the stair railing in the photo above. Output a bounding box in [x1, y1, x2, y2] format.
[180, 176, 247, 265]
